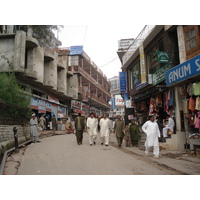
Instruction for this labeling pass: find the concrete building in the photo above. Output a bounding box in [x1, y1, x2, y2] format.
[120, 25, 200, 151]
[0, 26, 77, 128]
[68, 46, 111, 118]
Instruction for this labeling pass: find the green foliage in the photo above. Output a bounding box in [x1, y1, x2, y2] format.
[16, 25, 63, 47]
[0, 72, 32, 125]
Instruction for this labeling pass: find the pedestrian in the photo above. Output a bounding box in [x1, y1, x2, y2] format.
[142, 115, 160, 158]
[129, 120, 141, 147]
[124, 124, 131, 147]
[71, 119, 75, 133]
[162, 114, 175, 138]
[75, 113, 85, 145]
[51, 114, 57, 134]
[87, 112, 98, 146]
[30, 113, 40, 143]
[114, 115, 125, 147]
[100, 113, 111, 146]
[39, 114, 45, 130]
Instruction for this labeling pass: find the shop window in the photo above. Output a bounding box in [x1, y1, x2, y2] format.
[146, 39, 165, 74]
[131, 61, 140, 86]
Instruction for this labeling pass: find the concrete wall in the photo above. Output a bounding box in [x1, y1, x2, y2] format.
[57, 68, 66, 95]
[160, 131, 186, 151]
[0, 125, 30, 154]
[68, 74, 78, 99]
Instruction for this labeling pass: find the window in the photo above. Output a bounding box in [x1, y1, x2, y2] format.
[146, 39, 165, 74]
[185, 28, 196, 50]
[131, 61, 140, 86]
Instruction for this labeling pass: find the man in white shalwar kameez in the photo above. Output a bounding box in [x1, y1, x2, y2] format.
[30, 113, 40, 143]
[162, 114, 175, 138]
[87, 113, 98, 145]
[142, 115, 160, 158]
[100, 113, 111, 146]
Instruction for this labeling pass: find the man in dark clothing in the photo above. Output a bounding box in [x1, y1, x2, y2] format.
[75, 113, 85, 145]
[129, 120, 141, 147]
[51, 115, 57, 134]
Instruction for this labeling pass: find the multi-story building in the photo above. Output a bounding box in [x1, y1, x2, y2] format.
[0, 26, 77, 129]
[120, 25, 200, 151]
[0, 27, 111, 124]
[109, 76, 125, 118]
[68, 46, 111, 119]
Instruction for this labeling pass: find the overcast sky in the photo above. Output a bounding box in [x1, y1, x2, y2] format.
[58, 25, 145, 79]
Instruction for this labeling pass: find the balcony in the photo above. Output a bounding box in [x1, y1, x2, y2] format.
[73, 66, 110, 96]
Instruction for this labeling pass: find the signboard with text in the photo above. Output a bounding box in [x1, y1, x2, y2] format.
[119, 72, 127, 93]
[165, 55, 200, 86]
[70, 46, 83, 55]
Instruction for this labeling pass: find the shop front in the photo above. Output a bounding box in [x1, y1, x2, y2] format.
[165, 54, 200, 152]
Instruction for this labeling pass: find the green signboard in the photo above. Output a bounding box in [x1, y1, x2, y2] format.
[157, 51, 169, 63]
[153, 63, 172, 85]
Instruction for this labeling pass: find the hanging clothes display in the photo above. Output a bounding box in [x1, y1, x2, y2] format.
[149, 98, 155, 115]
[189, 97, 195, 112]
[168, 90, 174, 106]
[195, 96, 200, 110]
[195, 112, 200, 129]
[155, 93, 162, 106]
[165, 92, 169, 112]
[179, 85, 187, 97]
[187, 83, 194, 96]
[193, 82, 200, 96]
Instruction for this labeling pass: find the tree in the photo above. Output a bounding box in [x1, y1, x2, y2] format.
[15, 25, 63, 48]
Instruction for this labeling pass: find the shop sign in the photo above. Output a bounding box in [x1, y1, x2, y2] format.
[70, 46, 83, 55]
[119, 72, 127, 93]
[115, 94, 124, 107]
[128, 115, 134, 120]
[157, 51, 169, 63]
[111, 98, 116, 110]
[139, 45, 147, 83]
[165, 55, 200, 86]
[153, 63, 172, 85]
[126, 100, 133, 108]
[48, 95, 59, 104]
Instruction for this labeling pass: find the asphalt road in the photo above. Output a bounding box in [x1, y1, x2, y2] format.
[4, 132, 200, 175]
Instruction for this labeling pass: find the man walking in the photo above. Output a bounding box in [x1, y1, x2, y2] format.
[114, 115, 125, 147]
[142, 115, 160, 158]
[51, 114, 57, 134]
[100, 113, 111, 146]
[75, 113, 85, 145]
[87, 112, 98, 146]
[129, 119, 141, 147]
[30, 113, 40, 143]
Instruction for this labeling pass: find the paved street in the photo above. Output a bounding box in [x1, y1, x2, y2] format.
[3, 132, 200, 175]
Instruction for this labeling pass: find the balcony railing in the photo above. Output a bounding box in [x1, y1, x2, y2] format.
[122, 25, 155, 65]
[73, 66, 111, 96]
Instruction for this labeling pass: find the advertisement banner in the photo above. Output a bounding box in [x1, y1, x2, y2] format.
[165, 55, 200, 86]
[111, 98, 116, 110]
[115, 94, 124, 107]
[119, 72, 127, 93]
[139, 45, 147, 83]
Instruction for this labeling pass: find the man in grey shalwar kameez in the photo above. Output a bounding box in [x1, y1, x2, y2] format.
[30, 114, 40, 143]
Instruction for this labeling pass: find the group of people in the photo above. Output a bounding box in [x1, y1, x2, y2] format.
[30, 110, 175, 159]
[74, 112, 141, 148]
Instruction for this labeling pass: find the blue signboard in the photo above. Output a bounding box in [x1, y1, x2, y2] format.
[111, 98, 116, 110]
[119, 72, 127, 93]
[70, 46, 83, 55]
[165, 55, 200, 86]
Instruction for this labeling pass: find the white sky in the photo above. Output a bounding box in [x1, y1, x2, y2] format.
[58, 24, 145, 79]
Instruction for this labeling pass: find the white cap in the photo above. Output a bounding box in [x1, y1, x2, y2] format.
[32, 113, 36, 117]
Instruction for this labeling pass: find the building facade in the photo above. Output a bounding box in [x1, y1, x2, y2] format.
[120, 25, 200, 151]
[68, 46, 111, 119]
[0, 27, 77, 129]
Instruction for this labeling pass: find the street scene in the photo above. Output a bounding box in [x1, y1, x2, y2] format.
[3, 131, 200, 175]
[1, 24, 200, 177]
